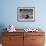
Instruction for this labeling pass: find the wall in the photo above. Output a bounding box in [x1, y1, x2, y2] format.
[0, 0, 46, 43]
[0, 0, 46, 28]
[0, 0, 46, 29]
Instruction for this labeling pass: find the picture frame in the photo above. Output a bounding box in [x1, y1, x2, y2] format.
[17, 7, 35, 22]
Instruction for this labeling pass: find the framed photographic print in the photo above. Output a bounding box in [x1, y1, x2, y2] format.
[17, 7, 35, 22]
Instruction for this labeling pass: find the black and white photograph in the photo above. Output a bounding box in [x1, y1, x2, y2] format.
[17, 7, 35, 22]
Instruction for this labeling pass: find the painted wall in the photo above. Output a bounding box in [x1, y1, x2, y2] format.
[0, 0, 46, 29]
[0, 0, 46, 43]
